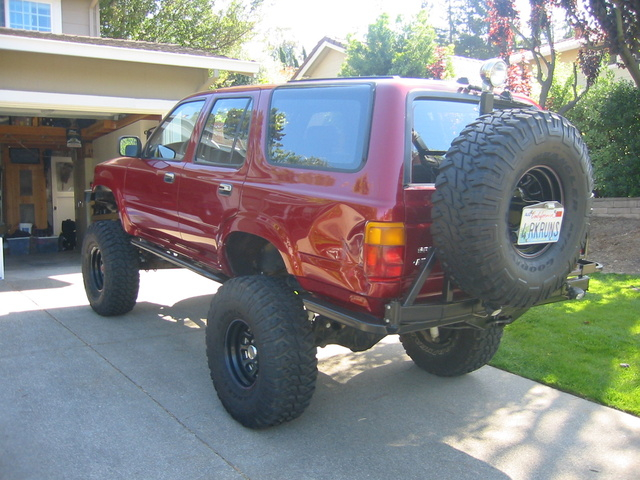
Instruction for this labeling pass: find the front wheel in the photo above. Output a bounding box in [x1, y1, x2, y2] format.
[400, 325, 504, 377]
[206, 276, 317, 429]
[82, 221, 139, 316]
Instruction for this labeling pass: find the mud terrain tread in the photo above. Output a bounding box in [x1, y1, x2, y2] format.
[400, 326, 504, 377]
[206, 276, 317, 429]
[82, 221, 139, 316]
[432, 108, 593, 308]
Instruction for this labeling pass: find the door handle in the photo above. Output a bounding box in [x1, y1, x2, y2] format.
[219, 183, 233, 195]
[164, 172, 175, 184]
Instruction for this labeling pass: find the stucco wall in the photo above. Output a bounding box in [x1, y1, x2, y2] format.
[592, 198, 640, 219]
[0, 50, 209, 101]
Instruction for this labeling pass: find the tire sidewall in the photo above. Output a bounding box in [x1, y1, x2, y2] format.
[401, 326, 504, 376]
[496, 138, 591, 285]
[206, 276, 317, 428]
[207, 299, 268, 411]
[81, 227, 105, 307]
[81, 221, 139, 316]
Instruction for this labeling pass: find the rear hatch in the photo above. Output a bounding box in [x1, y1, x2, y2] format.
[402, 94, 483, 302]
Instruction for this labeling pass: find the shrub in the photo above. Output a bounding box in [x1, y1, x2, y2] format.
[565, 77, 640, 197]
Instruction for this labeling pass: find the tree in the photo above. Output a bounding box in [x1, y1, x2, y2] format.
[487, 0, 533, 94]
[272, 41, 302, 69]
[340, 11, 440, 78]
[100, 0, 263, 55]
[559, 0, 640, 88]
[455, 0, 502, 59]
[487, 0, 603, 112]
[426, 45, 455, 79]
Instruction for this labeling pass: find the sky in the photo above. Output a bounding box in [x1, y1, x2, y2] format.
[250, 0, 532, 55]
[253, 0, 429, 53]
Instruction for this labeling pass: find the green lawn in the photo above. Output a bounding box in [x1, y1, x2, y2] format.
[489, 274, 640, 416]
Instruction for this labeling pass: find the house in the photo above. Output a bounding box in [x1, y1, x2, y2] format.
[0, 0, 258, 246]
[510, 38, 636, 86]
[292, 37, 346, 80]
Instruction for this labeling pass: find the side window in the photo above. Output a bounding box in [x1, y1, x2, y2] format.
[195, 97, 253, 167]
[268, 85, 373, 171]
[144, 100, 206, 161]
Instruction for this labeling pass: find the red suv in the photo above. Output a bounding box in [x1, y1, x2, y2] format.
[82, 61, 598, 428]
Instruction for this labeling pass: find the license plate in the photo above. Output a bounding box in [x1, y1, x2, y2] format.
[517, 201, 564, 245]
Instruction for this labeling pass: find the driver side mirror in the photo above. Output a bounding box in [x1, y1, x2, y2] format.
[119, 136, 142, 157]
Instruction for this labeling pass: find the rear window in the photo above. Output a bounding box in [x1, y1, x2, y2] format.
[268, 85, 373, 171]
[412, 99, 479, 153]
[410, 99, 480, 183]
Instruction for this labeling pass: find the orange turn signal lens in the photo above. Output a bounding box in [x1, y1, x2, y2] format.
[365, 222, 405, 246]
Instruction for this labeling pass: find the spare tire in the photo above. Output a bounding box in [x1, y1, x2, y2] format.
[432, 108, 593, 308]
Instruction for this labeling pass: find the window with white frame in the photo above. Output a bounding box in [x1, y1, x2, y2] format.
[3, 0, 61, 33]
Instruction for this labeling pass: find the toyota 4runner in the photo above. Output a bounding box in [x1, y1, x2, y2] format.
[82, 59, 599, 428]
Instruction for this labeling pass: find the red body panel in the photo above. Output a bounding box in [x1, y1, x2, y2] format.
[91, 78, 525, 319]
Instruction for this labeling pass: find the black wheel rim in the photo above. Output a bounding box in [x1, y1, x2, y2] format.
[508, 165, 564, 258]
[225, 319, 259, 388]
[89, 246, 105, 292]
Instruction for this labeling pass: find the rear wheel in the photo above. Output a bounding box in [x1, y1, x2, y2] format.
[206, 276, 317, 429]
[400, 325, 504, 377]
[82, 221, 139, 316]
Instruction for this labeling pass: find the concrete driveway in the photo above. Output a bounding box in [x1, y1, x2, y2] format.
[1, 252, 639, 480]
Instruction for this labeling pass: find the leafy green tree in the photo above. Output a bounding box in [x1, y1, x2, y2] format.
[339, 11, 439, 78]
[429, 0, 500, 59]
[273, 41, 302, 69]
[340, 14, 396, 77]
[100, 0, 263, 55]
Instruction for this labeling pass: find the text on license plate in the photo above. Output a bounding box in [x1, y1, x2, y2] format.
[517, 201, 564, 245]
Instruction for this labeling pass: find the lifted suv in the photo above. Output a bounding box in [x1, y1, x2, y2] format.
[83, 62, 598, 428]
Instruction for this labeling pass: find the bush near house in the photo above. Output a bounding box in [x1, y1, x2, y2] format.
[564, 78, 640, 198]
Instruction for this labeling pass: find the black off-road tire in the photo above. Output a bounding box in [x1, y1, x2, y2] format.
[432, 108, 593, 308]
[206, 276, 317, 429]
[400, 326, 504, 377]
[82, 221, 140, 316]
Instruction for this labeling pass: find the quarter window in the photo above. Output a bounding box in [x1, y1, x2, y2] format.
[196, 97, 253, 167]
[144, 100, 206, 161]
[268, 85, 372, 171]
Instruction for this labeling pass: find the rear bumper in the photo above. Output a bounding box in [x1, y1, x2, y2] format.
[302, 258, 602, 336]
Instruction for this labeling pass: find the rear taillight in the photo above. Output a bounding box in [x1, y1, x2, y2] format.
[364, 222, 405, 280]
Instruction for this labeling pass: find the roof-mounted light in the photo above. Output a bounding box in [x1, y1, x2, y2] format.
[480, 58, 507, 91]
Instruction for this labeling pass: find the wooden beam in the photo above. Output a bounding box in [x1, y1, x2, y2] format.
[0, 114, 162, 148]
[81, 120, 117, 140]
[81, 114, 161, 141]
[0, 125, 67, 144]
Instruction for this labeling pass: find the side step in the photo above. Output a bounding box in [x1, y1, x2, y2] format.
[131, 238, 229, 284]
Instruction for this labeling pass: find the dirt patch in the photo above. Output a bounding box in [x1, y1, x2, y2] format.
[588, 217, 640, 275]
